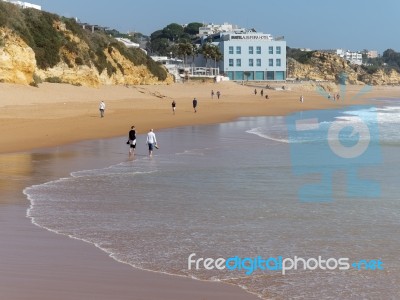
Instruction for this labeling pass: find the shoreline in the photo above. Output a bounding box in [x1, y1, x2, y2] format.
[1, 81, 399, 299]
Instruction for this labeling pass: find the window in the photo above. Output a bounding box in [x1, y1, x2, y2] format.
[229, 46, 234, 54]
[269, 59, 273, 66]
[276, 46, 281, 54]
[256, 59, 261, 66]
[269, 46, 273, 54]
[256, 46, 261, 54]
[249, 59, 254, 67]
[236, 46, 241, 54]
[276, 59, 281, 67]
[229, 59, 234, 67]
[249, 46, 254, 54]
[236, 59, 241, 67]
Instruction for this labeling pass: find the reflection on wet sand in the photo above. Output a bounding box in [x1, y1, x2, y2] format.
[0, 151, 78, 204]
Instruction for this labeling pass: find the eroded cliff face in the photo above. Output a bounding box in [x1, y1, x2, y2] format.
[0, 28, 36, 85]
[0, 26, 173, 86]
[358, 69, 400, 85]
[288, 52, 400, 85]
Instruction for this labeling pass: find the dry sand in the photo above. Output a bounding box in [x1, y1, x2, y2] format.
[2, 81, 397, 154]
[0, 81, 399, 299]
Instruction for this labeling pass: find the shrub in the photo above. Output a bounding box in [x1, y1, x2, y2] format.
[361, 65, 379, 75]
[45, 76, 62, 83]
[22, 9, 64, 69]
[32, 72, 42, 84]
[75, 57, 84, 65]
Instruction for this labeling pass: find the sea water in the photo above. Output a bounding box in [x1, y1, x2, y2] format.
[25, 102, 400, 299]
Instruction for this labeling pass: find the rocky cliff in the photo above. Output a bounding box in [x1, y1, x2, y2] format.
[288, 51, 400, 85]
[0, 28, 36, 85]
[0, 3, 173, 87]
[0, 27, 173, 87]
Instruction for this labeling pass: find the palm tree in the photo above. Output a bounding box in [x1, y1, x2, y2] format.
[176, 42, 194, 67]
[200, 43, 222, 68]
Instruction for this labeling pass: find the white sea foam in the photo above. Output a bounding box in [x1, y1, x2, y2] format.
[246, 127, 290, 143]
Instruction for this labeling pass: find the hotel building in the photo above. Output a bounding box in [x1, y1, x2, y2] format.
[201, 29, 286, 81]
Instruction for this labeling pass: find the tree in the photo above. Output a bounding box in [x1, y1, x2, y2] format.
[149, 38, 170, 55]
[184, 22, 203, 35]
[149, 22, 204, 55]
[200, 43, 223, 67]
[176, 42, 194, 66]
[162, 23, 184, 43]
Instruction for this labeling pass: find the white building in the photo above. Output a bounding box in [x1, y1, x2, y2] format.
[1, 0, 41, 10]
[115, 38, 140, 49]
[198, 23, 245, 36]
[150, 56, 185, 82]
[198, 29, 286, 81]
[367, 50, 378, 59]
[323, 49, 363, 65]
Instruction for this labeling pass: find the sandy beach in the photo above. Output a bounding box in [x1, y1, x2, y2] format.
[2, 81, 396, 154]
[1, 80, 399, 299]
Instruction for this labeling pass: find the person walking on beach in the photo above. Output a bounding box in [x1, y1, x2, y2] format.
[261, 89, 264, 97]
[146, 129, 158, 157]
[171, 100, 176, 114]
[128, 126, 136, 157]
[211, 90, 215, 99]
[216, 91, 221, 99]
[192, 98, 198, 113]
[300, 95, 304, 103]
[254, 89, 257, 95]
[99, 101, 105, 118]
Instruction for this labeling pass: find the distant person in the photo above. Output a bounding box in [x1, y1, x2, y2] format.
[171, 100, 176, 114]
[128, 126, 136, 157]
[336, 93, 340, 100]
[328, 93, 331, 99]
[211, 90, 215, 99]
[300, 95, 304, 103]
[265, 95, 269, 99]
[192, 98, 198, 113]
[254, 89, 257, 95]
[146, 129, 158, 157]
[332, 94, 336, 101]
[216, 91, 221, 99]
[99, 101, 105, 118]
[261, 89, 264, 97]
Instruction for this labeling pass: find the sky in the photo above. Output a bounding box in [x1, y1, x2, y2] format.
[31, 0, 399, 53]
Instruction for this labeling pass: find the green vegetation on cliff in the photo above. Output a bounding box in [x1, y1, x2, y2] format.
[0, 1, 167, 81]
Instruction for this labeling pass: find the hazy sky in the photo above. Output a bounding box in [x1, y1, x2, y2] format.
[32, 0, 398, 53]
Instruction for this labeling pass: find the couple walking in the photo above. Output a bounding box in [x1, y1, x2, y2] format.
[128, 127, 159, 157]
